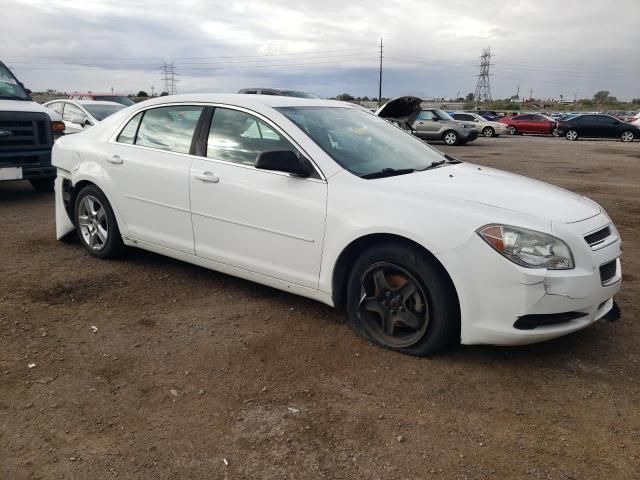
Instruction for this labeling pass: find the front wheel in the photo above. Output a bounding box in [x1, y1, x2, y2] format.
[621, 131, 634, 142]
[566, 129, 579, 141]
[482, 126, 495, 137]
[74, 185, 125, 259]
[442, 130, 459, 145]
[346, 243, 459, 356]
[29, 177, 55, 193]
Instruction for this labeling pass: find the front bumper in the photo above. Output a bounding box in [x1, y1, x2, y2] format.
[436, 213, 623, 346]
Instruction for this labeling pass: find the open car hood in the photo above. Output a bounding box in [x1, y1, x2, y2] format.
[375, 96, 423, 127]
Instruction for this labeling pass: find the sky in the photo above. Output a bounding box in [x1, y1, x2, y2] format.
[1, 0, 639, 100]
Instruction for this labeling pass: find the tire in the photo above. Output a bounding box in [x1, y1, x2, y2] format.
[621, 130, 634, 142]
[482, 126, 495, 137]
[74, 185, 125, 259]
[507, 125, 517, 135]
[552, 128, 559, 137]
[566, 129, 579, 141]
[442, 130, 459, 146]
[346, 242, 459, 356]
[29, 177, 55, 193]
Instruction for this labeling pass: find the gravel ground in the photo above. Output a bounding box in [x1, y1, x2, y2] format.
[1, 135, 639, 479]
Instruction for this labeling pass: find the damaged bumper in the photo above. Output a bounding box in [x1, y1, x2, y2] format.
[437, 213, 623, 346]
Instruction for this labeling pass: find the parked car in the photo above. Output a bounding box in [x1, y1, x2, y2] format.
[499, 113, 557, 136]
[69, 93, 135, 107]
[377, 97, 478, 145]
[450, 112, 508, 137]
[52, 94, 622, 355]
[472, 110, 502, 121]
[238, 88, 319, 99]
[0, 61, 65, 192]
[44, 100, 125, 134]
[556, 114, 639, 142]
[630, 111, 640, 127]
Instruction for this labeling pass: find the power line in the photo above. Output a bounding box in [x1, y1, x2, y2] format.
[474, 47, 493, 103]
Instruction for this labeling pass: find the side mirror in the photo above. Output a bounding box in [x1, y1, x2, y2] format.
[255, 150, 312, 178]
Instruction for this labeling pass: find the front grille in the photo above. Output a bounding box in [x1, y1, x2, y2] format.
[514, 311, 588, 330]
[585, 226, 611, 248]
[0, 111, 52, 152]
[600, 260, 617, 286]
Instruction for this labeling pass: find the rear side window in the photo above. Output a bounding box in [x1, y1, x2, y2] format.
[135, 106, 204, 154]
[117, 112, 143, 144]
[207, 108, 297, 166]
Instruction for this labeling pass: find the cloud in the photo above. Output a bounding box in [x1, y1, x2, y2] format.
[2, 0, 639, 99]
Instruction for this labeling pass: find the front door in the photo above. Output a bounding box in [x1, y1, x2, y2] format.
[413, 110, 440, 139]
[190, 107, 327, 289]
[105, 105, 205, 254]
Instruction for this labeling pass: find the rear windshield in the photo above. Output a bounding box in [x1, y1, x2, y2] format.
[94, 96, 135, 106]
[83, 103, 125, 121]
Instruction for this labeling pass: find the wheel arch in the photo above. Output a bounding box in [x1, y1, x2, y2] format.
[66, 177, 126, 236]
[331, 233, 460, 314]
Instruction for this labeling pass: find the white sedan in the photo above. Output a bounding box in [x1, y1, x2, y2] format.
[52, 94, 622, 355]
[44, 99, 125, 134]
[450, 112, 509, 137]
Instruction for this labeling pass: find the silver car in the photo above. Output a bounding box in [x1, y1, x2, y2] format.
[450, 112, 509, 137]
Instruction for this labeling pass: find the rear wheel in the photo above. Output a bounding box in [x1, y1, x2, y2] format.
[566, 129, 579, 141]
[29, 177, 54, 193]
[552, 127, 559, 137]
[482, 126, 495, 137]
[621, 131, 634, 142]
[346, 242, 459, 356]
[74, 185, 124, 259]
[442, 130, 459, 145]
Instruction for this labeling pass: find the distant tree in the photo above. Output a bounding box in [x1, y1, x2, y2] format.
[465, 92, 474, 101]
[336, 93, 355, 101]
[137, 90, 148, 97]
[362, 96, 370, 102]
[593, 90, 611, 103]
[632, 98, 640, 105]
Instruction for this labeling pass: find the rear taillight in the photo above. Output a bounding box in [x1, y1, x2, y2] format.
[51, 121, 65, 134]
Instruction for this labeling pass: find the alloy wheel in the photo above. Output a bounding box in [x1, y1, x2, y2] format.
[621, 131, 634, 142]
[77, 195, 108, 251]
[444, 132, 458, 145]
[482, 127, 494, 137]
[566, 130, 578, 141]
[508, 126, 517, 135]
[357, 262, 429, 349]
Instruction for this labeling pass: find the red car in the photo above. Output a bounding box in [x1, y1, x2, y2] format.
[499, 113, 557, 136]
[69, 93, 134, 107]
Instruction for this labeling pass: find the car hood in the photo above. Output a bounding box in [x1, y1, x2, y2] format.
[0, 99, 61, 121]
[375, 96, 422, 125]
[373, 162, 601, 224]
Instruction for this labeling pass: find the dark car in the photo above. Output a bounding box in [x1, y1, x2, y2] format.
[556, 114, 639, 142]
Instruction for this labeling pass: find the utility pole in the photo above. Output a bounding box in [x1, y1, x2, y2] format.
[529, 88, 533, 101]
[473, 47, 493, 103]
[161, 62, 179, 95]
[150, 86, 155, 97]
[378, 37, 383, 107]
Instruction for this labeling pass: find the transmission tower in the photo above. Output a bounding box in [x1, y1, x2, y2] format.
[473, 47, 493, 103]
[161, 62, 179, 95]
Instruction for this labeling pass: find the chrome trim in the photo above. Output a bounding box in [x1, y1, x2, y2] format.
[125, 194, 190, 213]
[107, 101, 327, 182]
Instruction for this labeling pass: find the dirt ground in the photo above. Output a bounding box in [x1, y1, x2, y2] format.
[1, 135, 639, 479]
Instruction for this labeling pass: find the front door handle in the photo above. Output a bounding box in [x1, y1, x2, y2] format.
[194, 171, 219, 183]
[107, 154, 123, 164]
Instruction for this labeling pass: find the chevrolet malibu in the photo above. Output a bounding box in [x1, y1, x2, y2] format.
[52, 94, 623, 355]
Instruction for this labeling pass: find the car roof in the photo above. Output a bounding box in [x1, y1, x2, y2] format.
[71, 93, 127, 96]
[76, 100, 124, 107]
[135, 93, 350, 109]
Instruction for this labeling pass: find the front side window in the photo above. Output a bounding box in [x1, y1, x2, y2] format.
[277, 106, 446, 177]
[416, 110, 436, 121]
[62, 103, 84, 122]
[207, 108, 297, 166]
[136, 106, 203, 154]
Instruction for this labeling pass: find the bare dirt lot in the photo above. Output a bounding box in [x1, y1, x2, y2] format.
[1, 135, 639, 479]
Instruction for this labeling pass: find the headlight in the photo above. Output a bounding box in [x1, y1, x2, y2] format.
[477, 224, 574, 270]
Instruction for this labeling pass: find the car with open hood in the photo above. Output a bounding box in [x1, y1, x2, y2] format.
[52, 94, 622, 355]
[376, 96, 478, 145]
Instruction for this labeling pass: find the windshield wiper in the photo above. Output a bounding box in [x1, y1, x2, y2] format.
[361, 168, 417, 179]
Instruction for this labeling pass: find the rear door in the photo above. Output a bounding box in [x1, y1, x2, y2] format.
[105, 105, 205, 254]
[189, 106, 327, 289]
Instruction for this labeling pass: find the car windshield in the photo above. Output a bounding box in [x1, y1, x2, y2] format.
[0, 64, 30, 100]
[94, 95, 135, 106]
[83, 103, 125, 121]
[434, 109, 454, 121]
[277, 106, 447, 177]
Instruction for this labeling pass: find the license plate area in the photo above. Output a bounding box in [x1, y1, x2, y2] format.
[0, 167, 23, 180]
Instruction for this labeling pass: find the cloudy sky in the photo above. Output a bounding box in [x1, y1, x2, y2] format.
[2, 0, 639, 100]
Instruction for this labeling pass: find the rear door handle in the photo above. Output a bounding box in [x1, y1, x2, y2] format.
[107, 154, 123, 164]
[194, 171, 219, 183]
